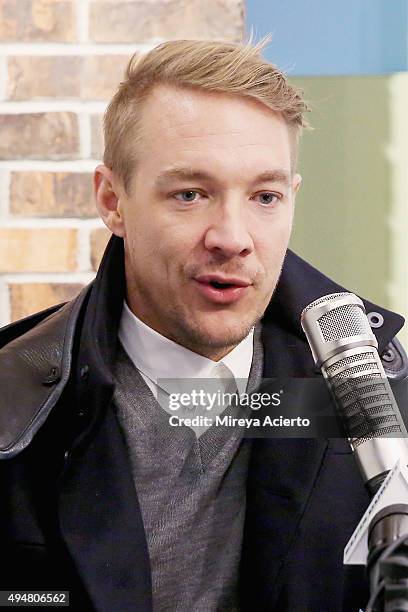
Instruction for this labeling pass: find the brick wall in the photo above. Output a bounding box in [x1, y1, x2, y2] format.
[0, 0, 244, 325]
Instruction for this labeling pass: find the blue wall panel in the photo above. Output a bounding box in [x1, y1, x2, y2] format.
[245, 0, 408, 76]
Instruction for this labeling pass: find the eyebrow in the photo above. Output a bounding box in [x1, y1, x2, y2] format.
[154, 166, 292, 188]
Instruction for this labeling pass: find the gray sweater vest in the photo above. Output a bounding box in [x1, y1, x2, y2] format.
[113, 326, 264, 611]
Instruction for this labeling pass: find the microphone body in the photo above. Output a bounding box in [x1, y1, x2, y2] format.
[301, 292, 408, 495]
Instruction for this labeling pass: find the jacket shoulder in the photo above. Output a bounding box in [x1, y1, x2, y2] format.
[0, 302, 65, 349]
[0, 285, 92, 459]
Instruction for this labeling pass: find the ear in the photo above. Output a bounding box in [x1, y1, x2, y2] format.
[94, 164, 125, 237]
[292, 173, 302, 201]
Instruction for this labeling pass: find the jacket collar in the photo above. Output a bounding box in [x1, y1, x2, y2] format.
[264, 248, 404, 356]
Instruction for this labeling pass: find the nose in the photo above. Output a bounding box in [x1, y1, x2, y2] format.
[204, 204, 254, 258]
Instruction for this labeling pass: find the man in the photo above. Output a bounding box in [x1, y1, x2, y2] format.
[0, 37, 406, 611]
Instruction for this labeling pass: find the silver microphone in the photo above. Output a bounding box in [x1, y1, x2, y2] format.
[301, 292, 408, 495]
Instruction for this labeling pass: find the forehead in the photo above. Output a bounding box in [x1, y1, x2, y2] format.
[137, 84, 293, 175]
[142, 83, 287, 135]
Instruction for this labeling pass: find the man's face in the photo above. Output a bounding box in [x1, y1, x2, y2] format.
[110, 84, 301, 360]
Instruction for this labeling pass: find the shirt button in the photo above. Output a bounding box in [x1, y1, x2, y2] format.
[368, 312, 384, 328]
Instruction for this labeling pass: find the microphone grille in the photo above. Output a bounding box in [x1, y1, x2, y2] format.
[318, 304, 371, 342]
[324, 349, 401, 443]
[302, 293, 371, 342]
[301, 292, 378, 368]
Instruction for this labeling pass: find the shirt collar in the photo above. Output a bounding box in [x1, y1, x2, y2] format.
[118, 300, 254, 394]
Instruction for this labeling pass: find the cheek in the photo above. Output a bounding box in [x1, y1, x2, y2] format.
[259, 221, 292, 253]
[158, 220, 205, 265]
[126, 224, 189, 279]
[256, 226, 292, 277]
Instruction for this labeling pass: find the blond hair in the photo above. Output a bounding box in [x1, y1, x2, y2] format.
[103, 34, 309, 192]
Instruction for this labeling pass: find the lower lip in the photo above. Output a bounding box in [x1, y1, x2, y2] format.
[193, 280, 250, 304]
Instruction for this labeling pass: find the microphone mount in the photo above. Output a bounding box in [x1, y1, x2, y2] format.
[366, 504, 408, 612]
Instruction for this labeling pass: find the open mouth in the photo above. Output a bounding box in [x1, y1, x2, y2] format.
[193, 277, 251, 304]
[209, 281, 235, 289]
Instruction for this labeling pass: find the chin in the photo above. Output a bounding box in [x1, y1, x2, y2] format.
[186, 317, 255, 351]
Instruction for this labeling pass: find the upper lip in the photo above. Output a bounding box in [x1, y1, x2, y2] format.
[194, 274, 252, 287]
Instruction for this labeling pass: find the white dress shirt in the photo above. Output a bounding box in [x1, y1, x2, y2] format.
[118, 300, 254, 434]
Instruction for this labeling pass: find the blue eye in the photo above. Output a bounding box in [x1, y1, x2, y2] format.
[255, 192, 280, 205]
[174, 190, 200, 202]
